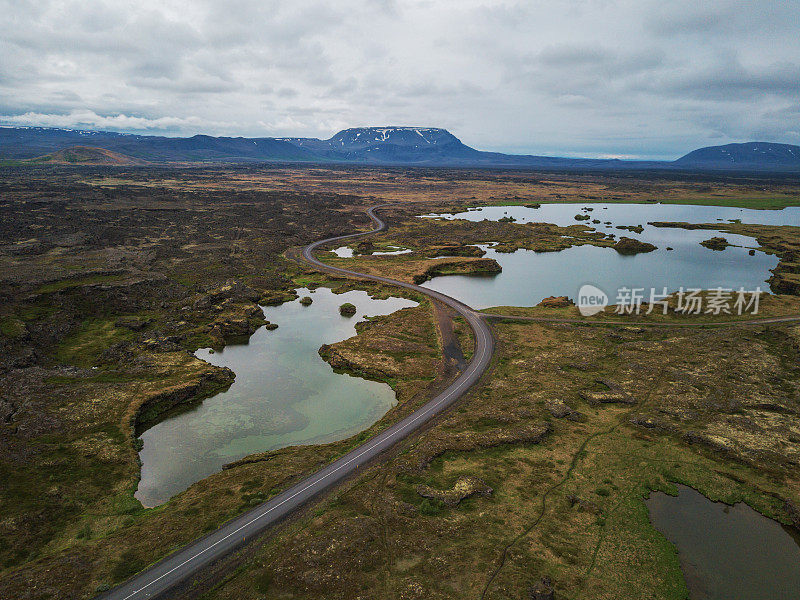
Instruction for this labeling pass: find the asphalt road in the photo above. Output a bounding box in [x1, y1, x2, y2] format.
[99, 203, 797, 600]
[100, 205, 495, 600]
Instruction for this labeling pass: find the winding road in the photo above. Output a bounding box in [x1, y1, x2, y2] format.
[100, 205, 495, 600]
[101, 203, 800, 600]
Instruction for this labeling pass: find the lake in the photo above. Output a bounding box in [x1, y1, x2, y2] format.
[419, 203, 797, 309]
[135, 287, 417, 507]
[647, 484, 800, 599]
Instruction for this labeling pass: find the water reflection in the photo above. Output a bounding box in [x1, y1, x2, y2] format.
[420, 204, 793, 308]
[136, 287, 417, 506]
[647, 484, 800, 599]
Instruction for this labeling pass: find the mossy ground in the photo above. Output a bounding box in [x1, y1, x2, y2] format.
[1, 164, 799, 598]
[0, 294, 445, 599]
[202, 305, 800, 600]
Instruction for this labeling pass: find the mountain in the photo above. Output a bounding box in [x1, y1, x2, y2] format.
[1, 125, 799, 171]
[0, 127, 314, 162]
[27, 146, 147, 166]
[675, 142, 800, 169]
[276, 127, 484, 164]
[276, 126, 631, 167]
[0, 125, 595, 167]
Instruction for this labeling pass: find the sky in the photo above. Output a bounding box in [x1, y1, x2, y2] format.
[1, 0, 799, 160]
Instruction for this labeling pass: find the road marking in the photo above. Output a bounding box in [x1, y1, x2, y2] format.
[114, 206, 492, 600]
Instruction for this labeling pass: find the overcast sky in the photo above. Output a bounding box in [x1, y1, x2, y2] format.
[1, 0, 798, 159]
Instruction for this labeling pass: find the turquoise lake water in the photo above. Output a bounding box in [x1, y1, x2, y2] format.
[135, 287, 417, 506]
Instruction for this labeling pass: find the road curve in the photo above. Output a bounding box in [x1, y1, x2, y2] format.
[100, 205, 494, 600]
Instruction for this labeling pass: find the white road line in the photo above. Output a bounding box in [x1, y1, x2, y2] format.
[117, 207, 492, 600]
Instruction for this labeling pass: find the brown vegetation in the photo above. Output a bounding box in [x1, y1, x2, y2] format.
[1, 163, 799, 598]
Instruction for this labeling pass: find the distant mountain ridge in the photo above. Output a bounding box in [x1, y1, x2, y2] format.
[0, 127, 311, 162]
[28, 145, 147, 166]
[1, 125, 798, 171]
[675, 142, 800, 169]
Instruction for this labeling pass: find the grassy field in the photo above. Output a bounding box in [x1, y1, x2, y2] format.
[1, 164, 799, 599]
[647, 195, 800, 209]
[489, 196, 800, 209]
[79, 164, 800, 211]
[0, 291, 448, 599]
[201, 301, 800, 600]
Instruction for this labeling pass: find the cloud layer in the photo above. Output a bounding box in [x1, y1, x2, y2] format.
[1, 0, 798, 159]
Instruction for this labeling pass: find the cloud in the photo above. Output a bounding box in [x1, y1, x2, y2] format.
[537, 45, 611, 68]
[0, 110, 235, 133]
[0, 0, 797, 158]
[652, 59, 800, 100]
[645, 4, 739, 36]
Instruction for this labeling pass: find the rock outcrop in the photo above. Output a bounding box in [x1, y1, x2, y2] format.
[413, 258, 502, 284]
[613, 237, 657, 255]
[537, 296, 574, 308]
[416, 475, 493, 507]
[528, 577, 555, 600]
[700, 236, 731, 251]
[425, 245, 486, 258]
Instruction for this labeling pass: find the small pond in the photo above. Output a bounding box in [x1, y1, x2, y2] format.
[647, 484, 800, 599]
[331, 245, 412, 258]
[135, 287, 417, 507]
[419, 203, 797, 309]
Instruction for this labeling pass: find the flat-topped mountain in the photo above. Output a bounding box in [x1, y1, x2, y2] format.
[329, 127, 461, 148]
[676, 142, 800, 169]
[275, 126, 480, 163]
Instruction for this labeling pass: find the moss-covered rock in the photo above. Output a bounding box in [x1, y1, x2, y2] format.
[413, 258, 502, 284]
[339, 302, 357, 316]
[259, 290, 299, 306]
[424, 245, 485, 258]
[700, 236, 731, 251]
[613, 236, 657, 255]
[537, 296, 574, 308]
[416, 475, 493, 507]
